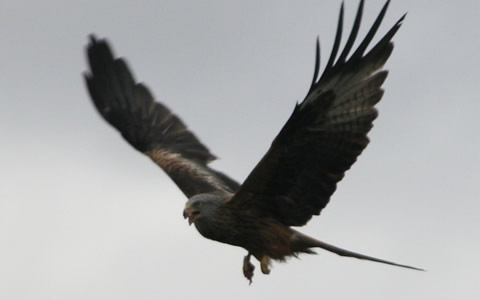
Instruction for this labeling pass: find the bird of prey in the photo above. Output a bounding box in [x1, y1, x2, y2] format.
[84, 0, 422, 283]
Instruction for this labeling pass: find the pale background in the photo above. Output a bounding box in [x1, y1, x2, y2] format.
[1, 0, 479, 299]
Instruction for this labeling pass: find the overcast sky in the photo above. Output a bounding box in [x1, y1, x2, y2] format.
[1, 0, 479, 299]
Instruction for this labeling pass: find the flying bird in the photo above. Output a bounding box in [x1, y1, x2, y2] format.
[84, 0, 423, 283]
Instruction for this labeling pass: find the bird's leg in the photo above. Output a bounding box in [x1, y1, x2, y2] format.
[243, 253, 255, 284]
[260, 255, 271, 274]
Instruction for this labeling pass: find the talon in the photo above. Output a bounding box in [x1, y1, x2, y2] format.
[260, 255, 271, 275]
[243, 254, 255, 284]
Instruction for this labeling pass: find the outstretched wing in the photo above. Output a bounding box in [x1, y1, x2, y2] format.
[84, 36, 239, 198]
[229, 0, 404, 226]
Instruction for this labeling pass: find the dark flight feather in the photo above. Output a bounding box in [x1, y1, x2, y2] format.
[323, 2, 344, 78]
[337, 0, 364, 64]
[228, 2, 405, 226]
[84, 36, 240, 198]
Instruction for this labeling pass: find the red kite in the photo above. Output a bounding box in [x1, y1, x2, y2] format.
[85, 0, 422, 283]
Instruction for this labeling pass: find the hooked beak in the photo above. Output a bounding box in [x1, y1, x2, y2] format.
[183, 205, 200, 226]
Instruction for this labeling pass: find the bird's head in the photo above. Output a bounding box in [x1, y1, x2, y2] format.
[183, 193, 223, 226]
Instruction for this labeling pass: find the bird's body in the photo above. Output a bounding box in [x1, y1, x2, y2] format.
[189, 194, 300, 261]
[185, 193, 314, 278]
[184, 192, 420, 280]
[203, 208, 290, 259]
[84, 0, 423, 283]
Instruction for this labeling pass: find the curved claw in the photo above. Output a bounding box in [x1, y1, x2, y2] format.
[243, 254, 255, 285]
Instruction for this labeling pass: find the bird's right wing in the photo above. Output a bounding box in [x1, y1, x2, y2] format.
[84, 36, 239, 198]
[228, 0, 404, 226]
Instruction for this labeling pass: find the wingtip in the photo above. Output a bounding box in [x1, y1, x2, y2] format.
[87, 34, 111, 50]
[88, 34, 98, 45]
[397, 13, 407, 25]
[339, 1, 345, 19]
[380, 0, 392, 19]
[308, 37, 321, 91]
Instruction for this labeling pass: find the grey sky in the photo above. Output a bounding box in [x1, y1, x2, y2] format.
[1, 0, 479, 299]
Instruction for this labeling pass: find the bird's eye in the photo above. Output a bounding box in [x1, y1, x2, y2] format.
[198, 201, 204, 208]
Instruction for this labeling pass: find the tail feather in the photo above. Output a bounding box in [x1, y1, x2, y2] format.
[292, 231, 424, 271]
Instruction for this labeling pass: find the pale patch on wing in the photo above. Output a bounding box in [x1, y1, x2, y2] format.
[146, 149, 232, 196]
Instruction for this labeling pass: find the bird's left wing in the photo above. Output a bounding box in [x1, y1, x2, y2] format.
[84, 36, 239, 198]
[229, 1, 404, 226]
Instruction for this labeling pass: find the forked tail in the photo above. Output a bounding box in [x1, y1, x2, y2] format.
[292, 231, 425, 271]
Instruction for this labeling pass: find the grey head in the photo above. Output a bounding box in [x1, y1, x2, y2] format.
[182, 193, 226, 226]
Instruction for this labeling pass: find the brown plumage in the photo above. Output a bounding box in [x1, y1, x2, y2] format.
[84, 0, 423, 284]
